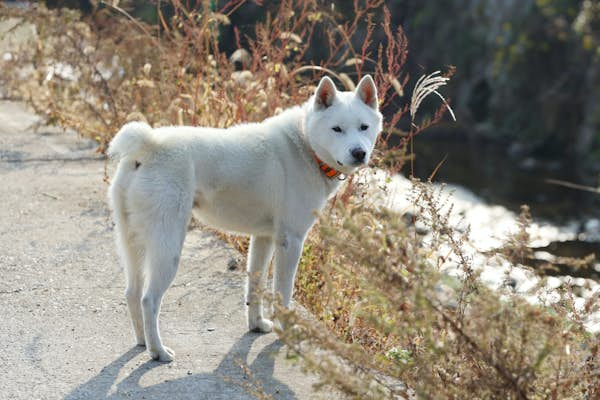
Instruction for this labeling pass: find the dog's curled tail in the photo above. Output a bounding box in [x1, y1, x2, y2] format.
[108, 121, 156, 161]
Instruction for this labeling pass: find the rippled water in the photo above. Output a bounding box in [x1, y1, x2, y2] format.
[373, 169, 599, 332]
[411, 136, 599, 224]
[403, 135, 600, 281]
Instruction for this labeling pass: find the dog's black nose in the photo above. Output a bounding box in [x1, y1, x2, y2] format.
[351, 148, 366, 163]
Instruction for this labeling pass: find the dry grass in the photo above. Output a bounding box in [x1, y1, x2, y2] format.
[282, 183, 598, 399]
[1, 2, 597, 399]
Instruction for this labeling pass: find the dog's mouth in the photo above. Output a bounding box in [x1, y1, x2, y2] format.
[346, 160, 368, 167]
[337, 160, 368, 174]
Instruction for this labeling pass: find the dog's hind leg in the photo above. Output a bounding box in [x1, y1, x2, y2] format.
[246, 235, 275, 333]
[140, 202, 191, 362]
[123, 244, 145, 346]
[110, 166, 145, 346]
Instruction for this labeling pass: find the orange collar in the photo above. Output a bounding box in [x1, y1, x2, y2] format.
[313, 154, 343, 179]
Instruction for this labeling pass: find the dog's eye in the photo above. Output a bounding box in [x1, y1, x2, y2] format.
[332, 126, 342, 133]
[360, 124, 369, 131]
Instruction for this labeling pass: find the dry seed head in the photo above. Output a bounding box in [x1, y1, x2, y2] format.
[388, 74, 403, 97]
[338, 73, 355, 90]
[211, 13, 230, 26]
[344, 58, 363, 66]
[280, 32, 302, 43]
[410, 71, 456, 122]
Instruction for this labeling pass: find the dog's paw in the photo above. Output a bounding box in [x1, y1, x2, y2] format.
[149, 346, 175, 362]
[250, 317, 273, 333]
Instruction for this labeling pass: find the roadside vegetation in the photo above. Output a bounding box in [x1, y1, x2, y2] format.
[1, 1, 597, 398]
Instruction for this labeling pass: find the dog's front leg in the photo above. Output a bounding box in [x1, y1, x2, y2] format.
[246, 235, 275, 333]
[273, 233, 304, 308]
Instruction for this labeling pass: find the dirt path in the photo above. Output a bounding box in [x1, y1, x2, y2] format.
[0, 100, 339, 399]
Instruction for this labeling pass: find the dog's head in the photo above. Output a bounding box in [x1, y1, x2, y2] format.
[304, 75, 383, 176]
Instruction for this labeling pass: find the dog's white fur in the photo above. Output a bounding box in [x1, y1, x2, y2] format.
[108, 75, 382, 361]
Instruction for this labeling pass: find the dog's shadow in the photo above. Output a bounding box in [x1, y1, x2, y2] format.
[64, 332, 297, 400]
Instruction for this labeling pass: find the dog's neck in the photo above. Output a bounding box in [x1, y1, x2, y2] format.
[296, 113, 345, 195]
[311, 153, 343, 179]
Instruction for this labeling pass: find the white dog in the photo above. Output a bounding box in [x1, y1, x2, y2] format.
[108, 75, 382, 361]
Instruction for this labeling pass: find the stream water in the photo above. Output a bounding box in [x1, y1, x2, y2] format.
[412, 136, 599, 223]
[408, 135, 600, 282]
[378, 135, 600, 331]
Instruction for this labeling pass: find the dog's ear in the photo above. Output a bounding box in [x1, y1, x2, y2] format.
[314, 76, 337, 110]
[355, 75, 378, 109]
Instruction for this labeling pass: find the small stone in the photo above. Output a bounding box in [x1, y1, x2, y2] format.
[207, 326, 216, 332]
[227, 258, 239, 270]
[503, 277, 517, 289]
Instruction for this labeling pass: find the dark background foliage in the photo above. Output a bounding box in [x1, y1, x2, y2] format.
[44, 1, 600, 164]
[44, 0, 600, 220]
